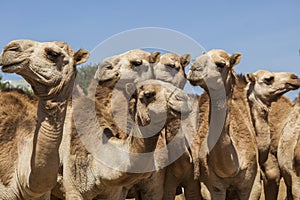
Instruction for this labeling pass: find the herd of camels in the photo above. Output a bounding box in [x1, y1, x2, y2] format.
[0, 39, 299, 200]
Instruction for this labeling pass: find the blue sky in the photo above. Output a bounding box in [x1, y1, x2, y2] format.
[0, 0, 299, 98]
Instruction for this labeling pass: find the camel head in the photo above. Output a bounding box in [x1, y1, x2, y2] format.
[187, 49, 241, 91]
[94, 49, 160, 88]
[246, 70, 300, 106]
[153, 53, 191, 89]
[128, 80, 192, 129]
[0, 40, 89, 99]
[94, 55, 120, 87]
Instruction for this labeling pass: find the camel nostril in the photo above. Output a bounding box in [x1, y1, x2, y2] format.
[115, 72, 120, 77]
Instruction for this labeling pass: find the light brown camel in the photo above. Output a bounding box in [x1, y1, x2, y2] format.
[52, 50, 190, 199]
[0, 40, 89, 199]
[153, 52, 191, 88]
[126, 52, 200, 200]
[246, 70, 300, 200]
[187, 49, 261, 200]
[63, 79, 192, 200]
[92, 50, 160, 134]
[155, 53, 202, 200]
[260, 96, 293, 200]
[278, 93, 300, 200]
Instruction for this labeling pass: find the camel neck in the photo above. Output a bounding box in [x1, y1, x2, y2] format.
[248, 92, 270, 165]
[207, 84, 240, 178]
[128, 125, 160, 154]
[28, 98, 68, 194]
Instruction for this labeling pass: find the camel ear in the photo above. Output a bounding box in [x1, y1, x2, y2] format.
[167, 87, 192, 116]
[149, 52, 161, 63]
[180, 54, 191, 67]
[230, 53, 242, 67]
[74, 49, 90, 65]
[246, 73, 256, 83]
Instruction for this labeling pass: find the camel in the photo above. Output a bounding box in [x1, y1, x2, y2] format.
[92, 50, 160, 134]
[278, 93, 300, 199]
[125, 52, 201, 200]
[52, 50, 192, 199]
[260, 96, 293, 200]
[246, 70, 300, 200]
[61, 79, 192, 200]
[154, 53, 202, 200]
[153, 52, 191, 88]
[0, 39, 89, 199]
[187, 49, 262, 199]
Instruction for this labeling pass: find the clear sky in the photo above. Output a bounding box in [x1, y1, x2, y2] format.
[0, 0, 299, 99]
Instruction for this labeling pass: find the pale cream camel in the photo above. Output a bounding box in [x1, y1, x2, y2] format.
[278, 93, 300, 200]
[0, 40, 89, 199]
[187, 49, 261, 200]
[246, 70, 300, 200]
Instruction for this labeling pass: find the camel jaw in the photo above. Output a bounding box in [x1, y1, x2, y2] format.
[270, 82, 300, 98]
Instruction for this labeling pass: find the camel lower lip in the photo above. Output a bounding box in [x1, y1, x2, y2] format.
[98, 78, 114, 85]
[2, 64, 17, 72]
[98, 76, 120, 86]
[287, 83, 300, 89]
[1, 61, 24, 72]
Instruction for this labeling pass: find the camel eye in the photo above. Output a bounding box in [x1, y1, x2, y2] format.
[7, 46, 20, 52]
[165, 63, 176, 68]
[264, 77, 274, 85]
[144, 91, 155, 100]
[45, 48, 61, 61]
[216, 62, 226, 69]
[105, 64, 113, 70]
[131, 59, 143, 66]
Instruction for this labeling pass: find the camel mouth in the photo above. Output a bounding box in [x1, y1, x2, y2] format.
[98, 77, 117, 87]
[188, 78, 206, 88]
[1, 60, 27, 73]
[286, 82, 300, 90]
[98, 74, 120, 87]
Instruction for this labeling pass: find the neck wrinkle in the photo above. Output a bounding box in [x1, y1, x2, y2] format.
[27, 97, 68, 195]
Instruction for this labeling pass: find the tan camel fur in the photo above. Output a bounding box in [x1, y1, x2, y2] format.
[260, 96, 293, 200]
[278, 93, 300, 200]
[187, 49, 261, 200]
[50, 50, 192, 200]
[62, 79, 192, 200]
[246, 70, 300, 200]
[126, 52, 199, 200]
[0, 40, 89, 199]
